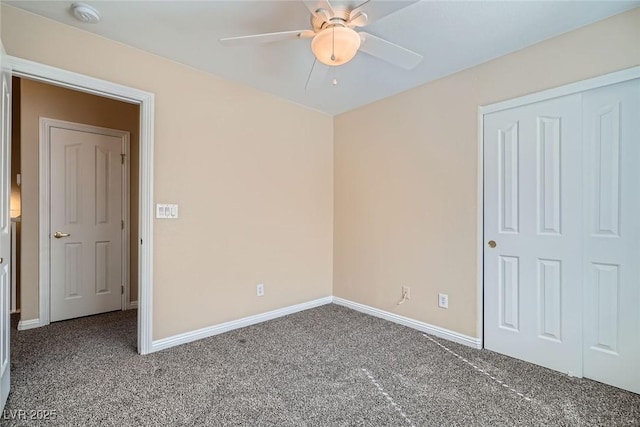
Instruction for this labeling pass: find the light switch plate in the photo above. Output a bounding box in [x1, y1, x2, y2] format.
[156, 203, 179, 219]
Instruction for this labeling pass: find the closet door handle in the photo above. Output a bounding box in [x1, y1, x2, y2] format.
[53, 231, 71, 239]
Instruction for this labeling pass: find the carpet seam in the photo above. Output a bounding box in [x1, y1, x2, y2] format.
[360, 368, 417, 427]
[422, 334, 536, 404]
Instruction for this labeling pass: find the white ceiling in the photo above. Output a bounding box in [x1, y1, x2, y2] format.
[7, 1, 639, 115]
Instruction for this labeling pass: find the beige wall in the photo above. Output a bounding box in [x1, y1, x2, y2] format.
[334, 8, 640, 338]
[2, 5, 334, 339]
[17, 78, 140, 319]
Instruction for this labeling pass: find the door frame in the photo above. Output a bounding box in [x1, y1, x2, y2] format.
[0, 40, 12, 411]
[7, 55, 155, 355]
[476, 65, 640, 348]
[40, 118, 131, 321]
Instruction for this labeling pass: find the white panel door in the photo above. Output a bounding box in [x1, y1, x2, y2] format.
[484, 94, 583, 376]
[50, 127, 123, 322]
[582, 79, 640, 394]
[0, 49, 12, 411]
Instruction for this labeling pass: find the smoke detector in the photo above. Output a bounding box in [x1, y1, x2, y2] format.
[71, 2, 101, 24]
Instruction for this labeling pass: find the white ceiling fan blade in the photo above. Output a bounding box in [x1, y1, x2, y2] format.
[303, 0, 335, 20]
[358, 32, 423, 70]
[349, 0, 419, 27]
[220, 30, 314, 47]
[348, 11, 368, 28]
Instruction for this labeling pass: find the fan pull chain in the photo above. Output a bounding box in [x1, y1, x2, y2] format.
[331, 26, 336, 62]
[304, 58, 317, 91]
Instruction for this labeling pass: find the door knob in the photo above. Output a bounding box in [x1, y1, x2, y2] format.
[488, 240, 496, 248]
[53, 231, 71, 239]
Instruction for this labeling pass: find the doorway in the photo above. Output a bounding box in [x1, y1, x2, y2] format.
[480, 70, 640, 394]
[12, 78, 139, 326]
[5, 55, 155, 355]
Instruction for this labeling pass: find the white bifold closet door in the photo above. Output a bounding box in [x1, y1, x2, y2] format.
[582, 80, 640, 394]
[484, 93, 584, 376]
[484, 78, 640, 394]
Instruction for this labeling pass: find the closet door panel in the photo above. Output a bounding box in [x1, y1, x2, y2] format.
[484, 93, 583, 376]
[582, 78, 640, 394]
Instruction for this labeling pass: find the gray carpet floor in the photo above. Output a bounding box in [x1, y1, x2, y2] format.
[3, 304, 640, 426]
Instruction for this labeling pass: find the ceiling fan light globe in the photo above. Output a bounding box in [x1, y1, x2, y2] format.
[311, 26, 361, 66]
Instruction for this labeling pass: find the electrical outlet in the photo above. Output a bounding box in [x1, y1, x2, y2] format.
[438, 293, 449, 309]
[256, 283, 264, 297]
[402, 286, 410, 300]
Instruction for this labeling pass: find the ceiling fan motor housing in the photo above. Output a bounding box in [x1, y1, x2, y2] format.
[311, 6, 351, 31]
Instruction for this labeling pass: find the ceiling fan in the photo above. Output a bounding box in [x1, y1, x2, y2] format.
[219, 0, 423, 72]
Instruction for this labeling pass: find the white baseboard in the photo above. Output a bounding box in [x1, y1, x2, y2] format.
[333, 297, 482, 349]
[14, 296, 480, 352]
[128, 301, 138, 310]
[150, 296, 333, 353]
[17, 318, 43, 331]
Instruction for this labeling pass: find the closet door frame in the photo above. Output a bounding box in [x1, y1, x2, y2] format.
[476, 66, 640, 346]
